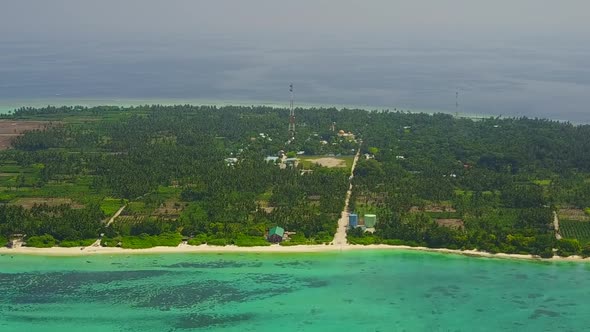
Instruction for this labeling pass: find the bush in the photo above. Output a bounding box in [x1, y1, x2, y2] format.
[101, 236, 122, 247]
[348, 236, 376, 245]
[538, 248, 555, 258]
[26, 234, 57, 248]
[187, 234, 208, 246]
[234, 235, 270, 247]
[59, 239, 96, 247]
[585, 208, 590, 217]
[206, 238, 228, 246]
[581, 244, 590, 258]
[120, 233, 183, 249]
[279, 233, 314, 246]
[556, 238, 582, 257]
[381, 239, 421, 246]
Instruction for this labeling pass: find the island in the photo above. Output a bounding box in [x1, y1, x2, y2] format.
[0, 105, 589, 260]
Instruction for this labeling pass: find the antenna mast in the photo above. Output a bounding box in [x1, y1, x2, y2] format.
[288, 83, 295, 136]
[455, 89, 459, 118]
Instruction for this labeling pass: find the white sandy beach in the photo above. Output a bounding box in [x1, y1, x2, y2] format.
[1, 243, 588, 262]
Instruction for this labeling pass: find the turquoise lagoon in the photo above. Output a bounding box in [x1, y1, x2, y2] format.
[1, 250, 588, 331]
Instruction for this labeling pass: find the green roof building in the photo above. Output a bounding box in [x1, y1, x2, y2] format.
[268, 226, 285, 243]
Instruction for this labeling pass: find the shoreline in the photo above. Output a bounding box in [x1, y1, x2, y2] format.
[1, 243, 588, 262]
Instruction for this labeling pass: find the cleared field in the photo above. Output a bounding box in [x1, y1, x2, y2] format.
[153, 199, 184, 218]
[12, 197, 84, 209]
[299, 156, 353, 169]
[0, 120, 51, 150]
[560, 220, 590, 244]
[559, 208, 590, 222]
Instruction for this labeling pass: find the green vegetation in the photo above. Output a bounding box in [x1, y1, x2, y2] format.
[100, 197, 126, 217]
[101, 233, 183, 249]
[346, 112, 590, 257]
[1, 105, 589, 256]
[556, 238, 582, 257]
[234, 235, 272, 247]
[120, 233, 182, 249]
[26, 234, 57, 248]
[58, 239, 96, 247]
[560, 220, 590, 244]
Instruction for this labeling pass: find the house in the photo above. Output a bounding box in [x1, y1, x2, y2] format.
[264, 156, 279, 163]
[337, 130, 355, 140]
[7, 234, 25, 248]
[225, 158, 238, 166]
[268, 226, 285, 243]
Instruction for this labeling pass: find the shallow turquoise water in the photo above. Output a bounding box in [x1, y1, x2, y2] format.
[1, 250, 588, 331]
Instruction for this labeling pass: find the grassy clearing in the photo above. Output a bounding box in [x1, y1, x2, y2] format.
[257, 190, 272, 201]
[533, 179, 551, 186]
[125, 201, 151, 215]
[155, 185, 182, 199]
[100, 197, 126, 216]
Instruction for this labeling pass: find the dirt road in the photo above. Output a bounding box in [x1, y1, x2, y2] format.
[106, 205, 126, 227]
[554, 211, 562, 240]
[332, 144, 362, 246]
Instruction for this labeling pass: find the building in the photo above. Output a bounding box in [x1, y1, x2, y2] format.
[364, 214, 377, 228]
[349, 213, 358, 228]
[337, 130, 355, 140]
[268, 226, 285, 243]
[7, 234, 25, 248]
[224, 157, 238, 166]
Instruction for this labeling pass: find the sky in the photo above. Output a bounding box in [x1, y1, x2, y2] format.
[1, 0, 589, 47]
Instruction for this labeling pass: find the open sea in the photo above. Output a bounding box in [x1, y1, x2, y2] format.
[1, 250, 588, 332]
[1, 39, 589, 123]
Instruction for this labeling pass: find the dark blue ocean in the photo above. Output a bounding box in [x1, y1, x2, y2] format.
[1, 39, 589, 122]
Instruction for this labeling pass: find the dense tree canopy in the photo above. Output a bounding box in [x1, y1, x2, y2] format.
[0, 105, 589, 255]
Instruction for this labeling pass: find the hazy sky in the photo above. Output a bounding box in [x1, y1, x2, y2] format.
[1, 1, 589, 121]
[1, 0, 589, 48]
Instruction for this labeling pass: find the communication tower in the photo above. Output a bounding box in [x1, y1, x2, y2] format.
[455, 89, 459, 118]
[289, 84, 295, 136]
